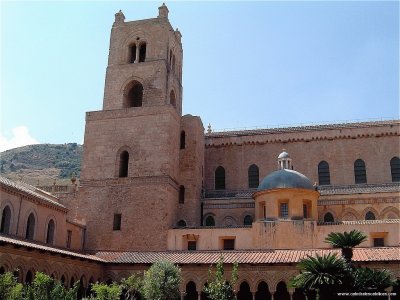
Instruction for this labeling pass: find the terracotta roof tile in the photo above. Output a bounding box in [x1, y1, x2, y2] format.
[95, 247, 400, 264]
[0, 235, 105, 262]
[0, 176, 66, 211]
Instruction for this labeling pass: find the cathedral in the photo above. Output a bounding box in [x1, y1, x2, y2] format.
[1, 4, 399, 300]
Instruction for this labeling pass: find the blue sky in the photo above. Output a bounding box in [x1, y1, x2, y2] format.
[1, 1, 398, 151]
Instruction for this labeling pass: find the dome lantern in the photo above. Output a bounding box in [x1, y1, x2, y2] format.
[278, 150, 292, 170]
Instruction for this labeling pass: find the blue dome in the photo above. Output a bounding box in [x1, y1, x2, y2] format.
[258, 169, 314, 191]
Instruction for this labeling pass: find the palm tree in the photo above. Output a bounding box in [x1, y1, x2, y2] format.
[324, 230, 367, 265]
[353, 267, 396, 292]
[290, 253, 350, 299]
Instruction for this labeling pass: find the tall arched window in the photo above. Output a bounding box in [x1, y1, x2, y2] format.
[354, 159, 367, 184]
[139, 43, 146, 62]
[25, 213, 35, 240]
[390, 157, 400, 182]
[130, 44, 137, 63]
[365, 211, 375, 220]
[180, 131, 186, 149]
[1, 206, 11, 234]
[170, 90, 176, 108]
[179, 185, 185, 204]
[323, 212, 334, 223]
[119, 151, 129, 178]
[248, 164, 259, 188]
[127, 83, 143, 107]
[215, 166, 225, 190]
[46, 219, 55, 244]
[243, 215, 253, 225]
[318, 161, 330, 185]
[205, 215, 215, 227]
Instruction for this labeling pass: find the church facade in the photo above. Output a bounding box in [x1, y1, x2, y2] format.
[1, 4, 399, 299]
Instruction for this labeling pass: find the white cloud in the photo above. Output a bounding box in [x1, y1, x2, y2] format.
[0, 126, 39, 152]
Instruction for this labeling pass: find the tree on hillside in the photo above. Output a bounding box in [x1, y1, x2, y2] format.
[203, 257, 238, 300]
[142, 260, 181, 300]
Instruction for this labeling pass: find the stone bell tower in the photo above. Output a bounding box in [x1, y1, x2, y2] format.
[76, 4, 187, 251]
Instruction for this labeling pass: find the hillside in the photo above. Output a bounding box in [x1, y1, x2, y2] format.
[0, 143, 82, 186]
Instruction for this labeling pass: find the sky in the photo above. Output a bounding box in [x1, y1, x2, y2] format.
[0, 1, 399, 151]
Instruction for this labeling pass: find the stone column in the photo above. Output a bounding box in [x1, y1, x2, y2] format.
[135, 44, 139, 63]
[252, 291, 255, 300]
[288, 289, 294, 300]
[270, 291, 275, 300]
[180, 292, 185, 300]
[197, 292, 201, 300]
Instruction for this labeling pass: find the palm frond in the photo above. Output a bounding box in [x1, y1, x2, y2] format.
[325, 230, 367, 248]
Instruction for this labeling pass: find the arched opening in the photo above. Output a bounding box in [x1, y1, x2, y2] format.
[323, 212, 334, 223]
[365, 211, 376, 220]
[243, 215, 253, 226]
[248, 164, 259, 188]
[179, 185, 185, 204]
[237, 281, 252, 300]
[46, 219, 55, 244]
[78, 275, 86, 299]
[354, 159, 367, 184]
[139, 43, 146, 62]
[130, 44, 137, 63]
[170, 90, 177, 108]
[106, 279, 113, 285]
[25, 270, 33, 284]
[119, 151, 129, 178]
[185, 281, 197, 300]
[25, 213, 35, 240]
[70, 276, 76, 288]
[0, 266, 5, 275]
[293, 288, 316, 300]
[127, 83, 143, 107]
[318, 161, 330, 185]
[255, 281, 271, 300]
[1, 205, 11, 234]
[205, 215, 215, 227]
[390, 157, 400, 182]
[215, 166, 226, 190]
[180, 131, 186, 149]
[88, 277, 94, 297]
[275, 281, 290, 300]
[61, 275, 66, 286]
[177, 220, 186, 227]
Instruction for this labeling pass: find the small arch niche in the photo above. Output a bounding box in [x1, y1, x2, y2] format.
[170, 90, 177, 108]
[139, 43, 146, 62]
[118, 151, 129, 178]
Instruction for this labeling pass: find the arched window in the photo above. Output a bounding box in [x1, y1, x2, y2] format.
[243, 215, 253, 225]
[354, 159, 367, 184]
[318, 161, 330, 185]
[130, 44, 137, 63]
[127, 83, 143, 107]
[180, 131, 186, 149]
[25, 213, 35, 240]
[119, 151, 129, 178]
[179, 185, 185, 204]
[255, 281, 271, 300]
[390, 157, 400, 182]
[365, 211, 376, 220]
[1, 206, 11, 234]
[185, 281, 197, 300]
[275, 281, 290, 300]
[139, 43, 146, 62]
[46, 219, 55, 244]
[170, 90, 176, 108]
[215, 166, 225, 190]
[177, 220, 186, 227]
[205, 215, 215, 227]
[248, 164, 259, 188]
[25, 270, 33, 284]
[237, 281, 252, 300]
[70, 277, 75, 288]
[323, 212, 334, 223]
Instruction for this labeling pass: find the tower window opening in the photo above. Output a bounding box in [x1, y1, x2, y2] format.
[223, 239, 235, 250]
[354, 159, 367, 184]
[170, 90, 177, 108]
[0, 206, 11, 234]
[119, 151, 129, 178]
[130, 44, 137, 63]
[390, 157, 400, 182]
[66, 230, 72, 248]
[25, 213, 35, 240]
[187, 241, 196, 250]
[127, 83, 143, 107]
[303, 204, 309, 219]
[373, 237, 384, 247]
[205, 215, 215, 227]
[243, 215, 253, 225]
[177, 220, 186, 227]
[248, 164, 259, 188]
[113, 214, 122, 230]
[46, 219, 55, 244]
[139, 43, 146, 62]
[180, 131, 185, 149]
[172, 55, 176, 72]
[215, 166, 226, 190]
[323, 212, 334, 222]
[179, 185, 185, 204]
[318, 161, 330, 185]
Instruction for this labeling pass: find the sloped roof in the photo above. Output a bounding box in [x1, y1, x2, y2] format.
[0, 235, 105, 262]
[0, 176, 66, 211]
[95, 247, 400, 264]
